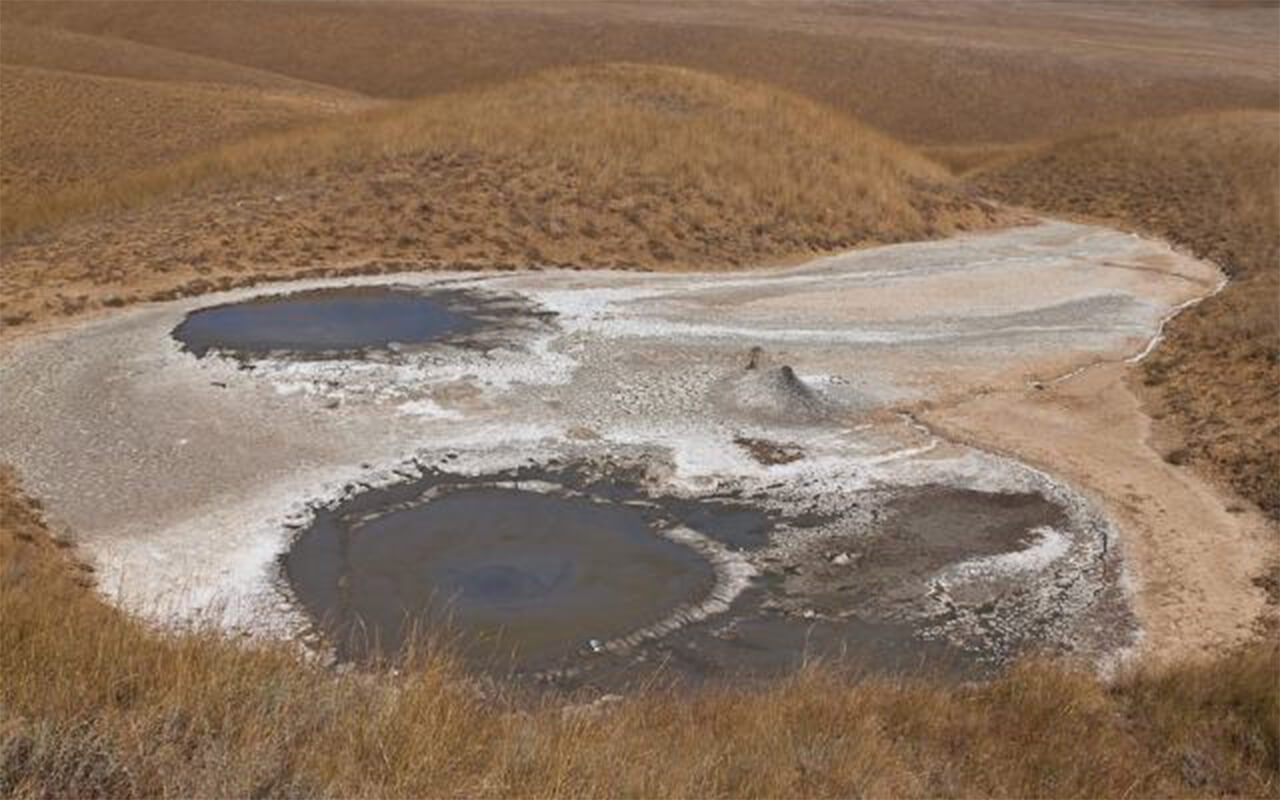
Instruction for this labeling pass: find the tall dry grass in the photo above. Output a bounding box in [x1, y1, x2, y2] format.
[1, 472, 1275, 798]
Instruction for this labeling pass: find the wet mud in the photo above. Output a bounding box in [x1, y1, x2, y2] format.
[284, 464, 772, 669]
[283, 460, 1120, 691]
[171, 285, 547, 359]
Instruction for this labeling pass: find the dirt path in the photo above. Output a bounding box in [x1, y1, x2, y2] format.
[923, 363, 1275, 665]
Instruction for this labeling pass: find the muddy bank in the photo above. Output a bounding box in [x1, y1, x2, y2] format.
[922, 363, 1275, 665]
[0, 221, 1230, 676]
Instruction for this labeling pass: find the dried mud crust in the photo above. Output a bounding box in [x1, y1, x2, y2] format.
[754, 483, 1130, 669]
[0, 223, 1236, 674]
[922, 363, 1276, 665]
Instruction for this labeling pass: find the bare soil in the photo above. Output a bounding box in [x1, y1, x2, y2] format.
[976, 111, 1280, 518]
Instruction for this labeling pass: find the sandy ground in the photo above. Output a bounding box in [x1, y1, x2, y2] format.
[922, 363, 1275, 665]
[0, 220, 1266, 669]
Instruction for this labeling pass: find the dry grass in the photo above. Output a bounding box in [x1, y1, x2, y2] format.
[1, 471, 1275, 798]
[4, 0, 1273, 144]
[0, 63, 979, 235]
[0, 64, 1007, 327]
[0, 20, 367, 94]
[976, 111, 1280, 516]
[0, 64, 362, 207]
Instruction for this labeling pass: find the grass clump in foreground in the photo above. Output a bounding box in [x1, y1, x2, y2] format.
[1, 472, 1275, 798]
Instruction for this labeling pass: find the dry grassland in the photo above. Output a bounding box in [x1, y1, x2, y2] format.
[0, 65, 363, 204]
[0, 64, 1007, 326]
[0, 20, 370, 94]
[3, 0, 1274, 142]
[0, 17, 378, 220]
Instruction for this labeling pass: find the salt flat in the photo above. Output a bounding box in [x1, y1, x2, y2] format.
[0, 221, 1241, 676]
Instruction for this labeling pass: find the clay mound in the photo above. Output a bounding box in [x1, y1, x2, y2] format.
[723, 350, 834, 424]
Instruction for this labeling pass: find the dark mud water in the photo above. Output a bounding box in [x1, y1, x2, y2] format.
[289, 488, 716, 664]
[284, 463, 1083, 691]
[285, 463, 775, 668]
[172, 286, 484, 358]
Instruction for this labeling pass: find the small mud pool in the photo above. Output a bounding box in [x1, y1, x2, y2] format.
[171, 285, 524, 358]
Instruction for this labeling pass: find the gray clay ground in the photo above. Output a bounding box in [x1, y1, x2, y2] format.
[0, 221, 1224, 686]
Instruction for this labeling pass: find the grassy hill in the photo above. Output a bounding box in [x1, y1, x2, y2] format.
[0, 63, 1007, 326]
[3, 0, 1273, 143]
[0, 64, 366, 204]
[0, 20, 374, 93]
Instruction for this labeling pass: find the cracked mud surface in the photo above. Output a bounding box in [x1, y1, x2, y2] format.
[0, 221, 1236, 684]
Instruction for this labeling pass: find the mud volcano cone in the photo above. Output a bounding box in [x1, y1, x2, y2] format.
[724, 348, 833, 424]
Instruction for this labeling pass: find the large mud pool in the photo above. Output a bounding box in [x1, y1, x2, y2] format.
[287, 484, 720, 666]
[0, 222, 1226, 690]
[279, 452, 1130, 688]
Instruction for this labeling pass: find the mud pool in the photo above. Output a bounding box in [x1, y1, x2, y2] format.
[287, 484, 719, 665]
[0, 221, 1227, 689]
[283, 459, 1107, 685]
[171, 285, 545, 359]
